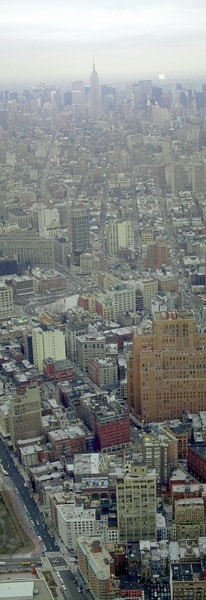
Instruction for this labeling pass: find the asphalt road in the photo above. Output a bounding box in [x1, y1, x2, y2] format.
[0, 437, 57, 553]
[0, 558, 42, 571]
[59, 570, 88, 600]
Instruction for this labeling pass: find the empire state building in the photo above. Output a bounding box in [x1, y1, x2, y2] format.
[90, 60, 100, 117]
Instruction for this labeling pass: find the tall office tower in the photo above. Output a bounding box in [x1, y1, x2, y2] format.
[106, 220, 135, 256]
[128, 310, 206, 422]
[32, 327, 66, 372]
[90, 60, 100, 117]
[8, 384, 42, 449]
[72, 80, 85, 106]
[192, 163, 206, 195]
[133, 80, 152, 108]
[116, 461, 156, 542]
[68, 208, 90, 253]
[171, 163, 190, 195]
[0, 282, 13, 319]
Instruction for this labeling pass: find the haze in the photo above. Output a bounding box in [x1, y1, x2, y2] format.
[1, 0, 206, 85]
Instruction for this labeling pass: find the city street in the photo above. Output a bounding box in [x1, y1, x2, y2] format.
[0, 437, 57, 554]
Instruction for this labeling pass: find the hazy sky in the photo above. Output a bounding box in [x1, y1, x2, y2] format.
[1, 0, 206, 85]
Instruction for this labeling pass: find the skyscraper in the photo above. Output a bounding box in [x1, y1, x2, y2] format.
[68, 208, 90, 253]
[90, 60, 100, 117]
[72, 80, 85, 106]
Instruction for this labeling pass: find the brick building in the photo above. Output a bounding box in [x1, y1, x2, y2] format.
[48, 426, 87, 459]
[188, 445, 206, 481]
[80, 395, 130, 452]
[43, 358, 74, 383]
[128, 310, 206, 422]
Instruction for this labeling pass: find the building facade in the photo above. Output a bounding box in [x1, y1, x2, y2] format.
[68, 208, 90, 253]
[128, 310, 206, 421]
[0, 282, 13, 319]
[32, 327, 66, 372]
[8, 384, 42, 449]
[77, 535, 113, 600]
[116, 462, 156, 542]
[106, 220, 135, 256]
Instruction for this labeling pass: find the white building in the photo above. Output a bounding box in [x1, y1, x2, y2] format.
[57, 502, 96, 550]
[32, 327, 66, 372]
[107, 284, 136, 319]
[106, 220, 135, 256]
[38, 206, 60, 238]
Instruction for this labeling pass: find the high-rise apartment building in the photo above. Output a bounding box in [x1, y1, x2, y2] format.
[32, 327, 66, 372]
[8, 384, 42, 449]
[116, 461, 156, 542]
[106, 220, 135, 256]
[90, 61, 100, 117]
[128, 310, 206, 422]
[68, 208, 90, 253]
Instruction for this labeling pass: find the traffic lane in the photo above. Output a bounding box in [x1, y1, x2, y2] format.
[0, 438, 57, 552]
[49, 557, 67, 567]
[0, 558, 42, 571]
[59, 571, 84, 600]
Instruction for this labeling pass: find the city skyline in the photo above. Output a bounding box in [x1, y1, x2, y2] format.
[1, 0, 206, 85]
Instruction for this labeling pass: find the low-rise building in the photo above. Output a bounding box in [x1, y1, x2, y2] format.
[43, 358, 74, 383]
[170, 538, 206, 600]
[48, 425, 87, 459]
[12, 274, 34, 297]
[32, 267, 66, 293]
[174, 498, 205, 540]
